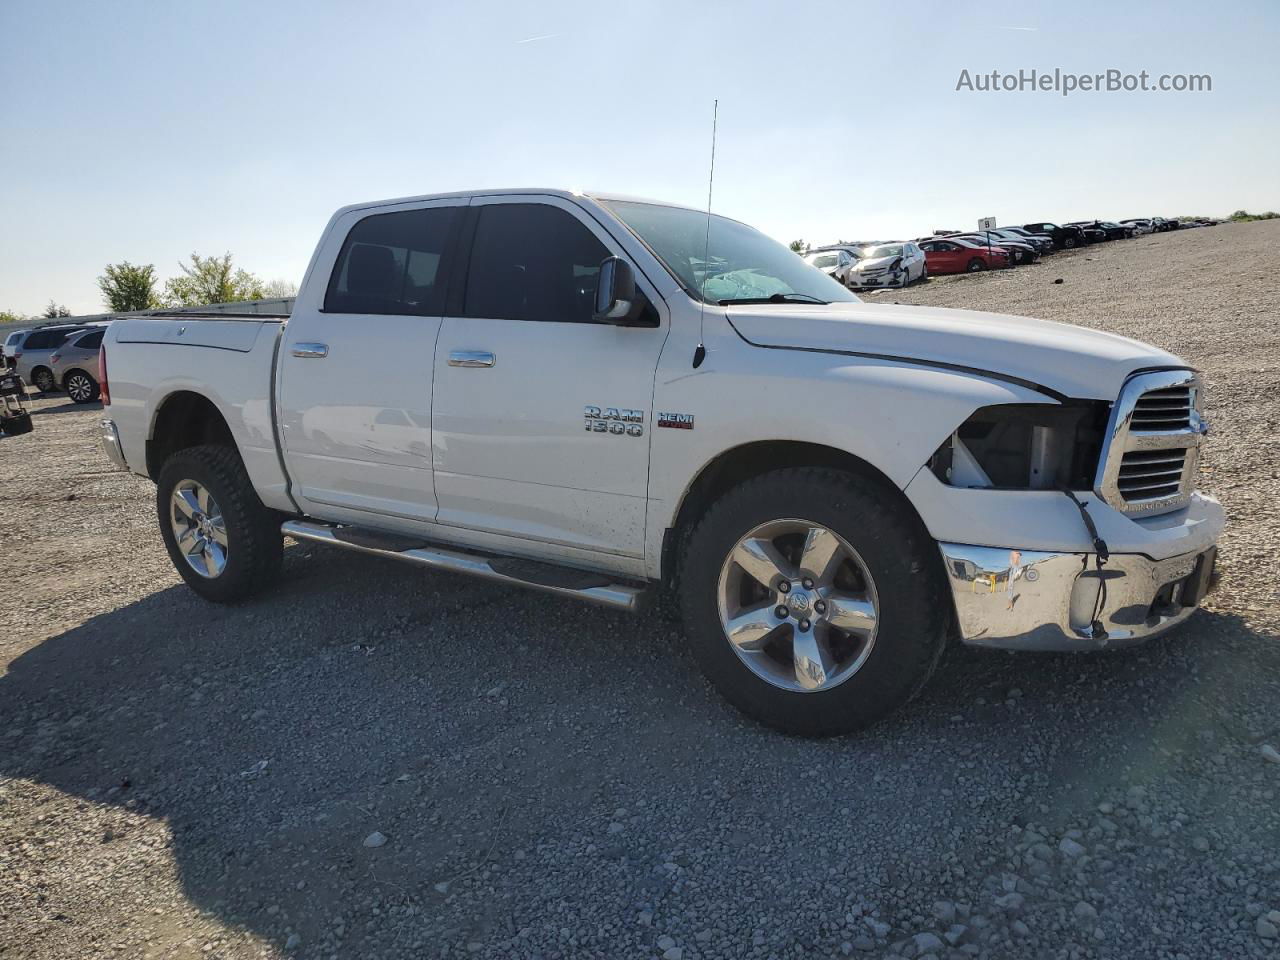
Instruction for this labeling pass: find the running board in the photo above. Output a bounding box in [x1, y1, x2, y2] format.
[281, 519, 648, 612]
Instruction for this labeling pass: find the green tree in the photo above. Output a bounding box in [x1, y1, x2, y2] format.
[162, 252, 268, 307]
[98, 261, 160, 312]
[42, 301, 72, 318]
[0, 310, 26, 325]
[789, 239, 808, 254]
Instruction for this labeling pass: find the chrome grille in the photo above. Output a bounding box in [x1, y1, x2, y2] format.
[1116, 449, 1188, 503]
[1130, 385, 1192, 430]
[1095, 370, 1206, 516]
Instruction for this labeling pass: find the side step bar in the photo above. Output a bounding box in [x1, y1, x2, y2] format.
[281, 519, 648, 613]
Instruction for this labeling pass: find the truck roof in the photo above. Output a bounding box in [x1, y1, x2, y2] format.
[333, 187, 706, 218]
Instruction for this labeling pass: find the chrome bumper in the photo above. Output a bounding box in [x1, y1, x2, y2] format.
[100, 418, 128, 471]
[939, 542, 1217, 651]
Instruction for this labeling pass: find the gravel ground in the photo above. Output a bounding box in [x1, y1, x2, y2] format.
[2, 221, 1278, 960]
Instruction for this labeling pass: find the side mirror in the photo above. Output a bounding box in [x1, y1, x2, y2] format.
[593, 256, 640, 323]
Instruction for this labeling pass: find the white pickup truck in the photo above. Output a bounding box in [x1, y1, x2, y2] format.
[99, 189, 1222, 735]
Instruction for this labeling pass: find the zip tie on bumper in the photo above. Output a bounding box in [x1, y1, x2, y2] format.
[1061, 489, 1110, 639]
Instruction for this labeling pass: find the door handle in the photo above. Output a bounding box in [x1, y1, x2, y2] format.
[448, 350, 496, 368]
[291, 342, 329, 359]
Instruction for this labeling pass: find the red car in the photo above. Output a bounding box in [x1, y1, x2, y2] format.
[918, 237, 1011, 274]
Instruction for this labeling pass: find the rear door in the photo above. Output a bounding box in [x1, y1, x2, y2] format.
[431, 196, 668, 559]
[277, 198, 466, 526]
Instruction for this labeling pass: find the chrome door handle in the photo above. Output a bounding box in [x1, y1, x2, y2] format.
[291, 342, 329, 359]
[448, 350, 496, 368]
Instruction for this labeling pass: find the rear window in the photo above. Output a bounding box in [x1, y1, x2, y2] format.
[325, 207, 460, 316]
[22, 328, 81, 350]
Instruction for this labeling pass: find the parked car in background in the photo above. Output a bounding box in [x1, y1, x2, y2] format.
[803, 248, 857, 286]
[1021, 222, 1087, 249]
[1067, 220, 1127, 241]
[2, 328, 29, 367]
[918, 237, 1011, 273]
[13, 323, 100, 393]
[49, 327, 106, 403]
[847, 242, 926, 288]
[947, 233, 1040, 265]
[1151, 217, 1180, 232]
[992, 227, 1055, 254]
[1120, 219, 1155, 235]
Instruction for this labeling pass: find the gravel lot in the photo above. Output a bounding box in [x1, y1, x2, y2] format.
[3, 221, 1278, 960]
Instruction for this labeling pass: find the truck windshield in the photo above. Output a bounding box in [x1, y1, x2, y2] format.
[601, 200, 858, 305]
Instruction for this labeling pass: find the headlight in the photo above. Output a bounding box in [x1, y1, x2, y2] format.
[928, 402, 1110, 490]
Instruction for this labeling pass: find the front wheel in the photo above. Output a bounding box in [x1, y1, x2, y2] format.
[678, 468, 948, 736]
[156, 444, 282, 602]
[1063, 237, 1077, 248]
[967, 258, 985, 272]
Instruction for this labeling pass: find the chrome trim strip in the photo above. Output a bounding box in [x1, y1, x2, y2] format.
[939, 541, 1208, 651]
[1095, 369, 1206, 517]
[281, 519, 646, 612]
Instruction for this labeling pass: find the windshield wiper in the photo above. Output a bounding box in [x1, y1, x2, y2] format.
[717, 293, 829, 306]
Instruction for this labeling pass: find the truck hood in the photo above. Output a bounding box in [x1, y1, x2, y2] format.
[725, 301, 1185, 400]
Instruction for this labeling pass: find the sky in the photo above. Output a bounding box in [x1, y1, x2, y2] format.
[1, 0, 1277, 316]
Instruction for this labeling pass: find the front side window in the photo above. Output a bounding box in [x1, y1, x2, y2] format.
[603, 200, 858, 305]
[325, 206, 459, 315]
[464, 203, 610, 324]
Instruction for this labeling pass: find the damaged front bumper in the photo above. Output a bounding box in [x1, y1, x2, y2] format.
[938, 542, 1219, 651]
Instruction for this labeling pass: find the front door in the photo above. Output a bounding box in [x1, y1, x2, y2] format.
[431, 196, 668, 559]
[277, 198, 466, 526]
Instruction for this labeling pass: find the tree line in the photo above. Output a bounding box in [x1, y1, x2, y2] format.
[0, 253, 297, 325]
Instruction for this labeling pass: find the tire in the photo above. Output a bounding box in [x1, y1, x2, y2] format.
[64, 370, 100, 404]
[677, 467, 948, 736]
[1, 412, 33, 435]
[921, 264, 928, 281]
[31, 367, 55, 393]
[1063, 237, 1077, 249]
[967, 258, 985, 272]
[156, 444, 283, 603]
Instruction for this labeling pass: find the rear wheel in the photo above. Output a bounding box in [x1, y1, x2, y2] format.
[156, 444, 282, 602]
[678, 468, 948, 736]
[31, 368, 54, 393]
[65, 370, 100, 404]
[967, 258, 985, 272]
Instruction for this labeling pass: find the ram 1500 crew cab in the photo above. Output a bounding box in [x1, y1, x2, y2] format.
[99, 189, 1223, 735]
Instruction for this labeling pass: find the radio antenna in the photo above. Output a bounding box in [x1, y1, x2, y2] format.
[693, 99, 717, 369]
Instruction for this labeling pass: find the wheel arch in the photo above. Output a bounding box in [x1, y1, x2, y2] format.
[661, 440, 933, 590]
[146, 390, 236, 480]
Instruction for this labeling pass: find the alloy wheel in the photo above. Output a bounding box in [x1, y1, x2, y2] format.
[67, 373, 93, 402]
[170, 480, 228, 578]
[33, 369, 54, 392]
[716, 519, 879, 693]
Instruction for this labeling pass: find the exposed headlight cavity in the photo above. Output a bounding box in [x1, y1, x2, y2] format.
[929, 402, 1110, 491]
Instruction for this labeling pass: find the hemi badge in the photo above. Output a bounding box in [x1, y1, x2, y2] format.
[657, 412, 695, 430]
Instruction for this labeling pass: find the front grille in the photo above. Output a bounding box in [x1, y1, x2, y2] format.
[1117, 449, 1187, 503]
[1095, 371, 1205, 516]
[1130, 385, 1192, 430]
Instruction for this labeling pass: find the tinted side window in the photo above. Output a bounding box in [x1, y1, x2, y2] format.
[76, 330, 104, 349]
[325, 207, 459, 316]
[24, 329, 77, 350]
[464, 204, 609, 324]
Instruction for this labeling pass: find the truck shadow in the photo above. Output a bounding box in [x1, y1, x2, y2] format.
[2, 549, 1275, 955]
